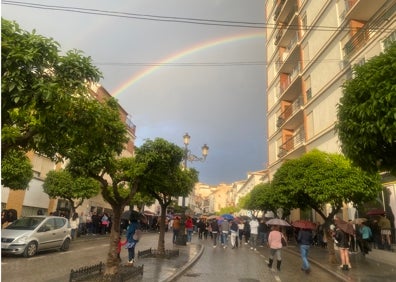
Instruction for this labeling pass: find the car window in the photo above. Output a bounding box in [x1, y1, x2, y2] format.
[54, 218, 67, 229]
[6, 217, 45, 230]
[44, 218, 56, 231]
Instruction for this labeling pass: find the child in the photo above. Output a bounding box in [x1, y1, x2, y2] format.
[117, 236, 127, 261]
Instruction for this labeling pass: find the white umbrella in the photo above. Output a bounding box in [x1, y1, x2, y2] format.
[266, 218, 291, 226]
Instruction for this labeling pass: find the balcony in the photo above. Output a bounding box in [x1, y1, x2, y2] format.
[273, 0, 286, 21]
[275, 10, 299, 47]
[126, 115, 136, 134]
[277, 96, 303, 128]
[277, 127, 305, 158]
[275, 0, 298, 24]
[343, 4, 396, 58]
[345, 0, 387, 21]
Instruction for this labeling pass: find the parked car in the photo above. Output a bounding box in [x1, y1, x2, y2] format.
[1, 216, 72, 257]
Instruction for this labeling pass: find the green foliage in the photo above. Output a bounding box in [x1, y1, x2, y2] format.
[218, 206, 239, 215]
[237, 194, 250, 210]
[1, 149, 33, 189]
[271, 149, 382, 222]
[43, 170, 100, 209]
[130, 192, 156, 211]
[136, 138, 199, 201]
[337, 42, 396, 175]
[1, 18, 108, 189]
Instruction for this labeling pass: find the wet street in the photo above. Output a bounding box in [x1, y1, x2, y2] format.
[175, 237, 342, 282]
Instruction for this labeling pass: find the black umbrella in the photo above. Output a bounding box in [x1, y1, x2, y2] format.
[121, 210, 146, 222]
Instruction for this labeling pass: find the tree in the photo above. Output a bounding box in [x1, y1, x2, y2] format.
[1, 149, 33, 189]
[337, 42, 396, 176]
[43, 170, 100, 213]
[271, 149, 382, 262]
[136, 138, 198, 255]
[244, 183, 290, 219]
[218, 206, 239, 216]
[54, 96, 135, 275]
[1, 18, 102, 188]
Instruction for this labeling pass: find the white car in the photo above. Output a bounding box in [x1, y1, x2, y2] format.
[1, 216, 72, 257]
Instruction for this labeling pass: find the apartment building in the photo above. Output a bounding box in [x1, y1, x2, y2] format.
[265, 0, 396, 221]
[266, 0, 396, 178]
[1, 84, 136, 218]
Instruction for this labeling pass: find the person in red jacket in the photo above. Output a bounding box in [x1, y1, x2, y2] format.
[185, 216, 194, 243]
[117, 236, 127, 261]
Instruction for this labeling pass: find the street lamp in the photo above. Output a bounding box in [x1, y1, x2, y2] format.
[176, 132, 209, 245]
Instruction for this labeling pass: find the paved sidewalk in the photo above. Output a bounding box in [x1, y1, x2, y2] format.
[77, 231, 203, 282]
[283, 243, 396, 282]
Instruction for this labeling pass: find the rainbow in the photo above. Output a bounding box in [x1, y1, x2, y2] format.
[111, 31, 265, 97]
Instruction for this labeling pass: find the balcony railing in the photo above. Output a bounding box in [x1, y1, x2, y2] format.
[277, 97, 303, 128]
[277, 127, 305, 158]
[126, 115, 136, 132]
[273, 0, 286, 21]
[343, 3, 396, 58]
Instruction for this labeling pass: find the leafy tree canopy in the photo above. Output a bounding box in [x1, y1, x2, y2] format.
[337, 42, 396, 175]
[136, 138, 199, 201]
[43, 170, 100, 211]
[271, 149, 382, 224]
[1, 149, 33, 189]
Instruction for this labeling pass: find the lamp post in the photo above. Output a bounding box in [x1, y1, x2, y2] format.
[176, 132, 209, 245]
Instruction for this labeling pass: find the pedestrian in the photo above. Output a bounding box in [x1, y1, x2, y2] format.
[125, 217, 141, 265]
[185, 216, 194, 243]
[297, 228, 313, 274]
[220, 219, 230, 248]
[204, 220, 209, 239]
[79, 212, 87, 235]
[92, 212, 100, 234]
[333, 224, 352, 270]
[197, 219, 206, 239]
[101, 213, 109, 235]
[378, 215, 392, 250]
[70, 212, 80, 240]
[258, 219, 269, 246]
[86, 212, 93, 235]
[267, 225, 285, 271]
[230, 220, 239, 248]
[357, 221, 372, 255]
[249, 217, 259, 251]
[243, 220, 251, 245]
[117, 236, 127, 261]
[210, 219, 220, 247]
[172, 216, 180, 244]
[238, 220, 245, 243]
[371, 219, 382, 249]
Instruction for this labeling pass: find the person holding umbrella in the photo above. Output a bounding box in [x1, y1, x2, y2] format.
[297, 228, 313, 274]
[332, 221, 352, 270]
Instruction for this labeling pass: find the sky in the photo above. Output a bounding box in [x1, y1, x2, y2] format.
[2, 0, 268, 186]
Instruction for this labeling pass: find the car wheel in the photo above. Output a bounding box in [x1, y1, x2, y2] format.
[23, 242, 37, 257]
[60, 238, 71, 251]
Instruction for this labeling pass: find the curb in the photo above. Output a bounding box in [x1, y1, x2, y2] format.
[163, 244, 205, 282]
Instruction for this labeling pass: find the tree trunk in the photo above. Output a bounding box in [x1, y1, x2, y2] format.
[157, 204, 167, 255]
[104, 205, 124, 275]
[326, 229, 338, 264]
